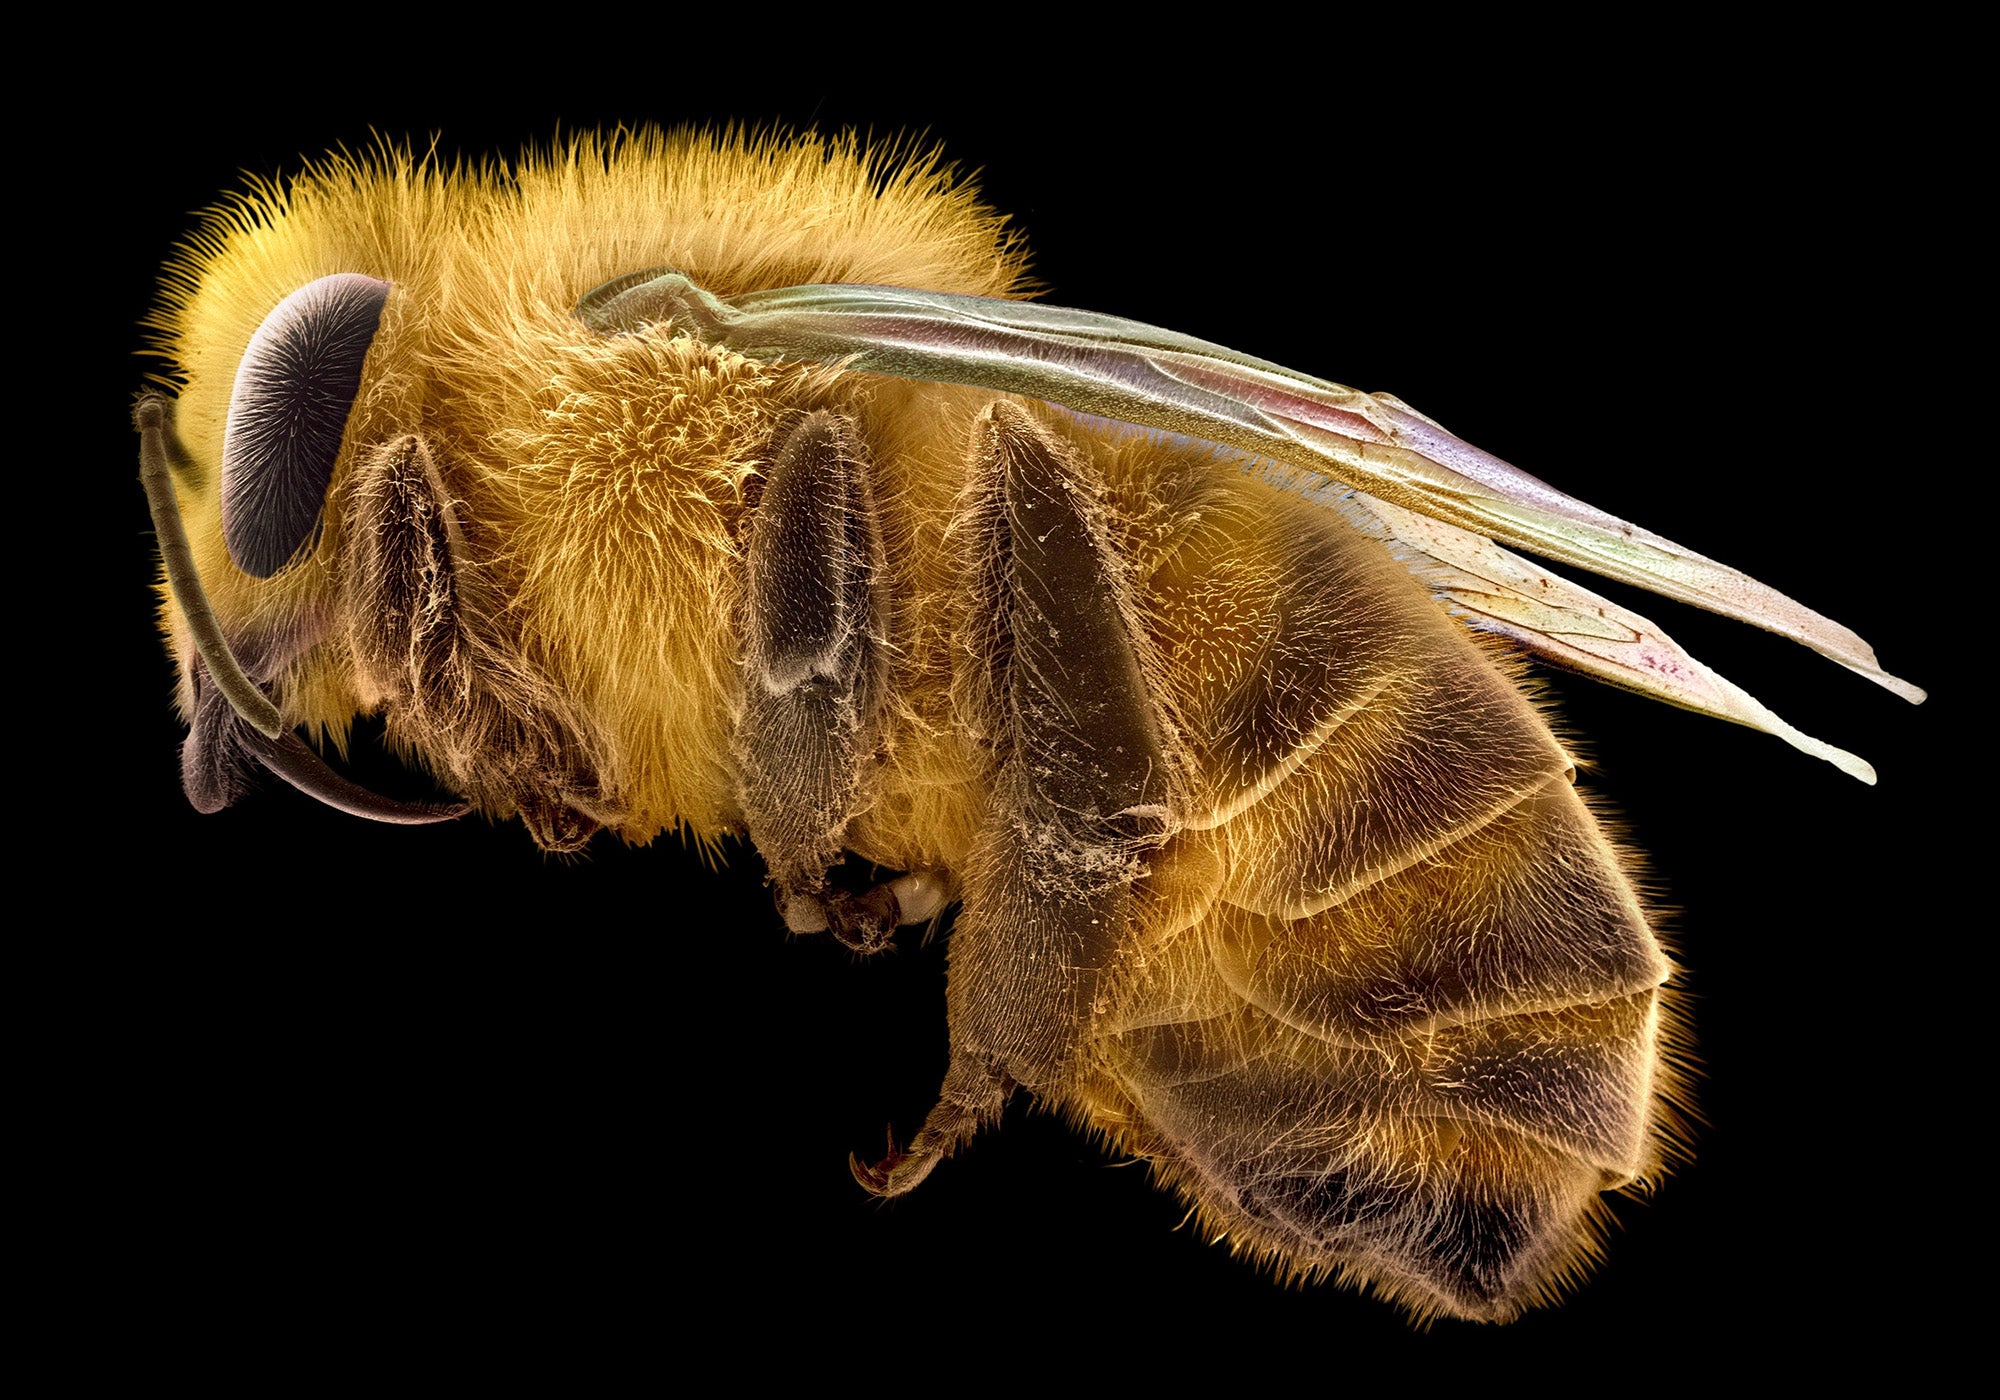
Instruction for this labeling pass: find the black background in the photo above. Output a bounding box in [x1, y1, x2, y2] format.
[67, 27, 1963, 1378]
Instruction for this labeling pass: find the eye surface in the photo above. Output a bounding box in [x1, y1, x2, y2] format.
[220, 272, 390, 577]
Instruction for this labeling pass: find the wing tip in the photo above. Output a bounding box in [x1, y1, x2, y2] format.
[1846, 664, 1926, 706]
[1815, 745, 1879, 787]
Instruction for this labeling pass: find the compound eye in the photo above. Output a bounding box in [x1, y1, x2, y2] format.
[220, 272, 390, 577]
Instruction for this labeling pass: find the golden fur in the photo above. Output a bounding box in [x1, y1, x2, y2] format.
[146, 128, 1689, 1322]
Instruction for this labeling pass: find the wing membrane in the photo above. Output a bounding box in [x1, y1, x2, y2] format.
[578, 272, 1924, 778]
[1344, 491, 1879, 782]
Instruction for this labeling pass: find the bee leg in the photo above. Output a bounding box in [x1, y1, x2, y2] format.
[821, 883, 901, 952]
[852, 1057, 1011, 1196]
[856, 402, 1178, 1194]
[344, 434, 600, 844]
[781, 870, 950, 951]
[734, 411, 891, 936]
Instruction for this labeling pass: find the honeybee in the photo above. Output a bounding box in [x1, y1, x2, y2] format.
[129, 123, 1936, 1336]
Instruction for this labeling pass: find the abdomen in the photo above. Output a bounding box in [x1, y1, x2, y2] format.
[1075, 455, 1682, 1321]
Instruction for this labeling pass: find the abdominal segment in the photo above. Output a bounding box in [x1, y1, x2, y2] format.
[1066, 463, 1678, 1322]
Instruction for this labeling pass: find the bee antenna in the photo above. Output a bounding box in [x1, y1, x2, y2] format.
[135, 392, 284, 739]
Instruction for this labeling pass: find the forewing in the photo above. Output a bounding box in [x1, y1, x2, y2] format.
[1344, 491, 1879, 782]
[577, 272, 1924, 745]
[580, 272, 1920, 776]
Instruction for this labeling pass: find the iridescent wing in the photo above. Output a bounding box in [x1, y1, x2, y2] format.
[579, 272, 1923, 782]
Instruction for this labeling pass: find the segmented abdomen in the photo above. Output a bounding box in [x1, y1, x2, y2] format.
[1078, 466, 1680, 1323]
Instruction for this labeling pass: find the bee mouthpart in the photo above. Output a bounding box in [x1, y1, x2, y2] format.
[180, 652, 469, 829]
[140, 392, 469, 828]
[243, 726, 470, 826]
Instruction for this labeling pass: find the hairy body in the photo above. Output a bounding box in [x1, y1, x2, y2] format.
[148, 129, 1728, 1320]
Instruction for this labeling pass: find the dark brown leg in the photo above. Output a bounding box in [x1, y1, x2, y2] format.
[734, 411, 893, 935]
[855, 402, 1182, 1194]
